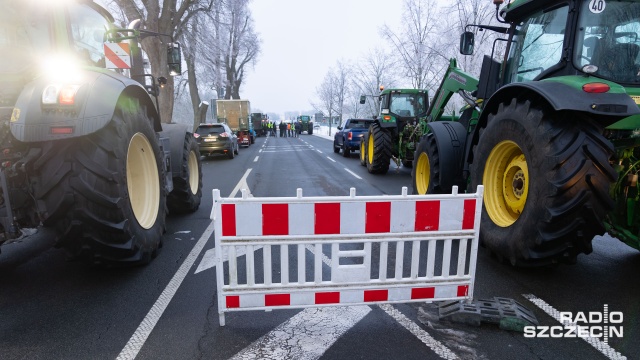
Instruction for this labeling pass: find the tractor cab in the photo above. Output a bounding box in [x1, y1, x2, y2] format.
[377, 89, 429, 129]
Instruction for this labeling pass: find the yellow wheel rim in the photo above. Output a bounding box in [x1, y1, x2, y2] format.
[483, 140, 529, 227]
[415, 152, 430, 194]
[360, 141, 365, 162]
[188, 150, 199, 195]
[127, 133, 160, 229]
[368, 133, 374, 164]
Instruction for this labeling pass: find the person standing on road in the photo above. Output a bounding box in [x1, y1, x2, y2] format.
[287, 122, 291, 137]
[280, 121, 285, 137]
[291, 122, 296, 138]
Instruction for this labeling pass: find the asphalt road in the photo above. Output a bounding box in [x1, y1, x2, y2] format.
[1, 132, 638, 360]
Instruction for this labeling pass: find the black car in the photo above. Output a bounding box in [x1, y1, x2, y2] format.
[195, 123, 239, 159]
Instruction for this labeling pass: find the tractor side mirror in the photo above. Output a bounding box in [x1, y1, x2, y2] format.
[460, 31, 475, 55]
[167, 43, 182, 76]
[359, 95, 366, 104]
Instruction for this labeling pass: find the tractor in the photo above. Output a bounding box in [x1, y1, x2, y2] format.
[412, 0, 640, 266]
[0, 0, 203, 266]
[359, 87, 429, 174]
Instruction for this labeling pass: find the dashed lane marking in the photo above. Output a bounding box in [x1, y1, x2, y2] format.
[316, 149, 322, 154]
[344, 168, 362, 179]
[523, 294, 627, 360]
[259, 149, 263, 153]
[117, 169, 253, 360]
[254, 156, 259, 162]
[326, 157, 336, 163]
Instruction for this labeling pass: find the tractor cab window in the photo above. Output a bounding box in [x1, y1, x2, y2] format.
[68, 4, 110, 67]
[505, 4, 569, 82]
[388, 93, 427, 118]
[574, 0, 640, 84]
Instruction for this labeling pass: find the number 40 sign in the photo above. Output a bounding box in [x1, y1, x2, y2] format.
[589, 0, 606, 14]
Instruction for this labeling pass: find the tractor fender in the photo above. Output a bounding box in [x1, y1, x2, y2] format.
[11, 69, 160, 142]
[477, 81, 640, 131]
[160, 123, 192, 179]
[468, 81, 640, 163]
[426, 121, 467, 190]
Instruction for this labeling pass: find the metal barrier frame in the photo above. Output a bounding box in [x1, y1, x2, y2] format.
[211, 186, 484, 326]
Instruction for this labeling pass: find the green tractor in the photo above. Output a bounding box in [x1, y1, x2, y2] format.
[413, 0, 640, 266]
[297, 115, 314, 135]
[360, 87, 429, 174]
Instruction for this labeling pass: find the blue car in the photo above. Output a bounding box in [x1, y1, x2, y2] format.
[333, 118, 374, 157]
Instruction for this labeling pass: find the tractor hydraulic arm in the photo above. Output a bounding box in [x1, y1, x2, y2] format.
[426, 58, 480, 123]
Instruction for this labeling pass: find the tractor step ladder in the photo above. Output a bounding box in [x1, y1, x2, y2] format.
[211, 186, 483, 326]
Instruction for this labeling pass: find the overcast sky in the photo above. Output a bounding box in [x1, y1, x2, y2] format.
[243, 0, 410, 117]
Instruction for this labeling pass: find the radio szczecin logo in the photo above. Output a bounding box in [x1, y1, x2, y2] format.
[524, 305, 623, 344]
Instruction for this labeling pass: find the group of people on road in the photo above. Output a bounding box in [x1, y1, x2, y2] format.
[264, 121, 303, 138]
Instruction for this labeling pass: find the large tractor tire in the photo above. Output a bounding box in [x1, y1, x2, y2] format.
[308, 122, 314, 135]
[470, 99, 616, 266]
[359, 138, 367, 166]
[366, 123, 391, 174]
[36, 97, 167, 266]
[412, 133, 441, 194]
[167, 133, 202, 214]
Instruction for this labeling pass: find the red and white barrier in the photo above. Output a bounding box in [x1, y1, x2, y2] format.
[211, 186, 484, 326]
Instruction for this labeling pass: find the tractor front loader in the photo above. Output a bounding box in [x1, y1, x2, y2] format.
[412, 0, 640, 266]
[0, 0, 202, 266]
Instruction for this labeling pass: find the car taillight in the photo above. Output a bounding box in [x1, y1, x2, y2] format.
[348, 132, 353, 140]
[220, 132, 229, 137]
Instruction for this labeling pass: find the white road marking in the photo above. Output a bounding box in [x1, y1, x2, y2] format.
[231, 306, 371, 360]
[117, 170, 253, 360]
[344, 168, 362, 179]
[326, 157, 336, 163]
[262, 149, 313, 153]
[254, 156, 259, 162]
[259, 149, 263, 153]
[523, 294, 627, 360]
[316, 149, 322, 154]
[233, 245, 456, 360]
[174, 230, 191, 234]
[195, 248, 216, 274]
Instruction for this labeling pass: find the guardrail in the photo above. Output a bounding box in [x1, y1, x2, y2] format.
[211, 186, 483, 326]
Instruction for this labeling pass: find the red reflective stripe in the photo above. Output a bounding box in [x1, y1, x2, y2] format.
[226, 296, 240, 308]
[315, 292, 340, 304]
[104, 44, 130, 69]
[415, 201, 440, 231]
[365, 202, 391, 233]
[315, 203, 340, 234]
[364, 289, 388, 302]
[221, 204, 236, 236]
[457, 285, 469, 297]
[265, 293, 290, 306]
[462, 199, 476, 230]
[262, 204, 289, 235]
[411, 287, 435, 299]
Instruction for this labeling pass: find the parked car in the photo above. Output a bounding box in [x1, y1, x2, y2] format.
[333, 118, 374, 157]
[195, 123, 239, 159]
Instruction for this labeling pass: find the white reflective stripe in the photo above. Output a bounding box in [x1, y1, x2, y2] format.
[388, 287, 411, 301]
[236, 202, 262, 236]
[289, 203, 314, 235]
[439, 199, 463, 231]
[340, 201, 365, 234]
[240, 293, 264, 308]
[435, 285, 458, 298]
[391, 200, 416, 232]
[291, 292, 314, 306]
[340, 290, 364, 304]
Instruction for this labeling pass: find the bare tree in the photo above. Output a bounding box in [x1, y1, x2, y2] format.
[111, 0, 213, 123]
[351, 48, 399, 118]
[380, 0, 445, 93]
[313, 69, 338, 133]
[218, 0, 261, 99]
[332, 60, 350, 124]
